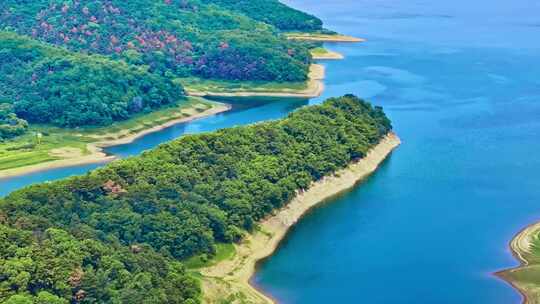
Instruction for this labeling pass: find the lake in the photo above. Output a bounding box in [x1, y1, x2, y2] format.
[2, 0, 540, 303]
[254, 0, 540, 303]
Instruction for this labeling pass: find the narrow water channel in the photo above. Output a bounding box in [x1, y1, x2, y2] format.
[0, 98, 309, 196]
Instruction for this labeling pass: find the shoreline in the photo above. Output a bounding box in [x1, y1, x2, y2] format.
[496, 221, 540, 304]
[186, 64, 326, 99]
[0, 31, 356, 182]
[0, 103, 231, 180]
[312, 49, 345, 60]
[286, 33, 366, 43]
[200, 133, 401, 303]
[0, 56, 334, 180]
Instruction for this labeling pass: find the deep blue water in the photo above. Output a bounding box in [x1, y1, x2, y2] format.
[253, 0, 540, 303]
[1, 0, 539, 303]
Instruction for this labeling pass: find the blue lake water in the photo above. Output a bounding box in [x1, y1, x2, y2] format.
[254, 0, 540, 303]
[1, 0, 540, 303]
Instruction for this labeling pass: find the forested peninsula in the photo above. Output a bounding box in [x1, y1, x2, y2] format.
[0, 95, 393, 303]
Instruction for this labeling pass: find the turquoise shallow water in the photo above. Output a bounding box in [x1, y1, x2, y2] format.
[1, 1, 540, 303]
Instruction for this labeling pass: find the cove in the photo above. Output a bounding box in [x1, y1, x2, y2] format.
[253, 0, 540, 303]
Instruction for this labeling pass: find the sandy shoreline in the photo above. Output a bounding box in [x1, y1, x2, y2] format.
[508, 222, 540, 265]
[200, 133, 401, 303]
[287, 33, 366, 43]
[496, 221, 540, 304]
[312, 49, 345, 60]
[186, 64, 326, 99]
[0, 104, 231, 180]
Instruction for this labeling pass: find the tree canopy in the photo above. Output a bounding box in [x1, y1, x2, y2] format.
[0, 0, 315, 82]
[0, 103, 29, 140]
[0, 31, 184, 127]
[0, 0, 326, 132]
[200, 0, 323, 31]
[0, 95, 392, 303]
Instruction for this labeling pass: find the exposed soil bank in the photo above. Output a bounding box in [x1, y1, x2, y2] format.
[186, 64, 326, 99]
[287, 33, 365, 42]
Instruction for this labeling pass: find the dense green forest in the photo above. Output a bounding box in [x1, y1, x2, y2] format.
[199, 0, 323, 31]
[0, 104, 28, 140]
[0, 0, 325, 132]
[0, 95, 392, 303]
[0, 0, 316, 82]
[0, 31, 183, 127]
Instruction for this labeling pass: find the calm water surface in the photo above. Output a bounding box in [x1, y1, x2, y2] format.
[2, 0, 540, 303]
[254, 0, 540, 303]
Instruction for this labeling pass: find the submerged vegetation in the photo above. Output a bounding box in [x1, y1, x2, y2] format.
[0, 95, 392, 303]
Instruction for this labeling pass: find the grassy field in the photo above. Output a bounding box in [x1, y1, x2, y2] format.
[498, 224, 540, 304]
[310, 47, 344, 59]
[0, 98, 216, 172]
[0, 129, 93, 171]
[311, 47, 332, 56]
[78, 97, 212, 140]
[185, 243, 236, 270]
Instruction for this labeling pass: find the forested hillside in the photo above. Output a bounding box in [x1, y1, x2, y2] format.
[0, 31, 183, 127]
[200, 0, 323, 31]
[0, 104, 28, 140]
[0, 95, 392, 303]
[0, 0, 314, 82]
[0, 0, 325, 134]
